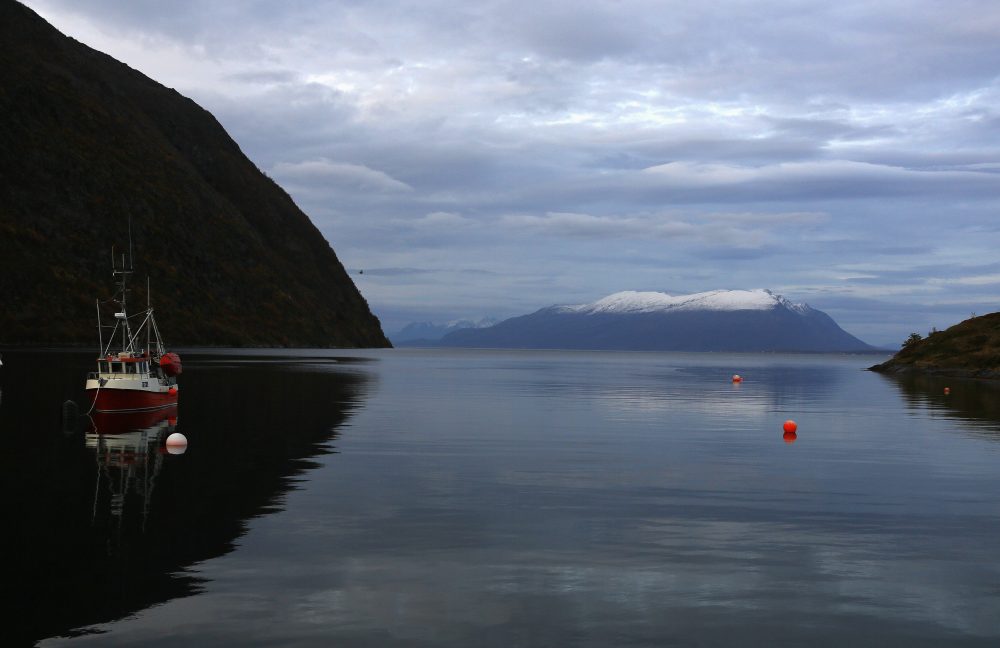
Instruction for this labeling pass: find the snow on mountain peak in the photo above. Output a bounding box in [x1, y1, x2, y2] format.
[445, 317, 498, 329]
[561, 289, 810, 315]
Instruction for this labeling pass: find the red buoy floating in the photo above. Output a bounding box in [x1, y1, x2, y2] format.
[732, 374, 742, 383]
[943, 387, 951, 395]
[783, 420, 798, 434]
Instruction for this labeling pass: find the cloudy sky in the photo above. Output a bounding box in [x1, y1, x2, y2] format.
[25, 0, 1000, 344]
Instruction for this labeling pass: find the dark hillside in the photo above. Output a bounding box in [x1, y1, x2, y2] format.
[0, 0, 389, 347]
[870, 312, 1000, 379]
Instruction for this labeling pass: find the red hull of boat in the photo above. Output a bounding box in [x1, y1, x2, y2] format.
[87, 388, 178, 413]
[88, 406, 178, 434]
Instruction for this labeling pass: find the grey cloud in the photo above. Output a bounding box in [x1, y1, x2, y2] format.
[273, 159, 413, 193]
[225, 69, 299, 85]
[499, 212, 698, 240]
[500, 2, 645, 62]
[351, 267, 431, 277]
[358, 266, 497, 277]
[593, 137, 825, 167]
[702, 211, 828, 225]
[31, 0, 332, 50]
[697, 246, 783, 261]
[635, 160, 1000, 201]
[496, 210, 823, 248]
[33, 1, 1000, 101]
[760, 116, 900, 143]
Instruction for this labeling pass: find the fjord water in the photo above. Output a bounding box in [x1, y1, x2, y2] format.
[3, 349, 1000, 646]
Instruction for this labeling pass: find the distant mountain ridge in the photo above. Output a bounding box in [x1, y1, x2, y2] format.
[435, 289, 874, 352]
[0, 0, 389, 347]
[392, 318, 498, 344]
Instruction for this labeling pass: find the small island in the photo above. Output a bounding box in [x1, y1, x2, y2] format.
[870, 312, 1000, 379]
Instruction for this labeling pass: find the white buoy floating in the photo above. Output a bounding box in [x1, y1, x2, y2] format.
[165, 432, 188, 455]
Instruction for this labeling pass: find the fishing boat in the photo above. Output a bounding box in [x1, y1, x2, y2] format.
[85, 253, 181, 413]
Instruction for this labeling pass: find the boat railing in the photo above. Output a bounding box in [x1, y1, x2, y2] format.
[89, 372, 154, 381]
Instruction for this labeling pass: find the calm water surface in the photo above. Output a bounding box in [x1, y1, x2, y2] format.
[3, 348, 1000, 646]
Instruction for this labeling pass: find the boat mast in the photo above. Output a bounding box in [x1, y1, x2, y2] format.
[113, 250, 135, 353]
[96, 299, 103, 354]
[103, 219, 164, 358]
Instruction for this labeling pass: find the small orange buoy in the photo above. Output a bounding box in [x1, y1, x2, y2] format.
[168, 386, 178, 396]
[732, 374, 742, 383]
[783, 420, 797, 434]
[943, 387, 950, 395]
[783, 431, 797, 444]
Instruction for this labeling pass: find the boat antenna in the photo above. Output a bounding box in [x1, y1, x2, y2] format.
[112, 236, 134, 352]
[128, 214, 134, 271]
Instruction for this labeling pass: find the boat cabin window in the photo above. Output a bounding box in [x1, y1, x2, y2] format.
[110, 361, 123, 373]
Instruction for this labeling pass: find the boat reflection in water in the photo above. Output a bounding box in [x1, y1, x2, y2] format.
[2, 351, 373, 645]
[85, 407, 180, 543]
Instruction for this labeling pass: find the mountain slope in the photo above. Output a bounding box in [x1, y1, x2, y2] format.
[0, 0, 389, 347]
[870, 312, 1000, 379]
[438, 289, 873, 352]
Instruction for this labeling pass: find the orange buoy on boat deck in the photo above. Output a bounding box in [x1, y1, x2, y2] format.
[160, 352, 183, 377]
[783, 420, 797, 434]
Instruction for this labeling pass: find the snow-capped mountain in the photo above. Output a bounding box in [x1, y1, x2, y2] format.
[559, 289, 811, 315]
[435, 289, 873, 352]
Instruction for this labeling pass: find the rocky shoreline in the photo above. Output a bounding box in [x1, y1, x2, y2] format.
[869, 361, 1000, 381]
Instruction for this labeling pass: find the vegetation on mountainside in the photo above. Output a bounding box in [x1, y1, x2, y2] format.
[0, 1, 389, 347]
[870, 312, 1000, 378]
